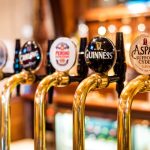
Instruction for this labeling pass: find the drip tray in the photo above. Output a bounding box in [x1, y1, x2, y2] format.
[11, 139, 34, 150]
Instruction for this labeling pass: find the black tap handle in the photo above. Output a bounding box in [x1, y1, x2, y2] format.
[46, 39, 55, 104]
[77, 37, 88, 79]
[114, 32, 126, 97]
[13, 39, 22, 96]
[46, 39, 55, 74]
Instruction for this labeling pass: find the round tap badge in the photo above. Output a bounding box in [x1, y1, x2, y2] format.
[129, 34, 150, 75]
[19, 41, 42, 73]
[50, 37, 76, 72]
[0, 41, 8, 70]
[85, 36, 116, 73]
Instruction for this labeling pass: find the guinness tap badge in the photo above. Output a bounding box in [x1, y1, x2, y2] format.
[85, 37, 116, 73]
[19, 41, 42, 73]
[0, 41, 7, 70]
[129, 34, 150, 74]
[50, 37, 76, 72]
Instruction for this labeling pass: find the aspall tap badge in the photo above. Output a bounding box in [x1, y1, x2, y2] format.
[0, 41, 7, 70]
[50, 37, 76, 72]
[19, 41, 42, 73]
[85, 37, 116, 73]
[129, 34, 150, 75]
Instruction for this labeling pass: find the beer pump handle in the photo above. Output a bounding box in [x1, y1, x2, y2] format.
[77, 37, 88, 79]
[13, 39, 22, 96]
[46, 39, 55, 104]
[114, 32, 126, 97]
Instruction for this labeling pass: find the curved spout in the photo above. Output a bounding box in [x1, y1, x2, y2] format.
[34, 72, 70, 150]
[117, 75, 150, 150]
[1, 71, 35, 150]
[73, 73, 109, 150]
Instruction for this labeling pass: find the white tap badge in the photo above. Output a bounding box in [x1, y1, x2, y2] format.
[50, 37, 76, 72]
[0, 41, 7, 70]
[129, 34, 150, 75]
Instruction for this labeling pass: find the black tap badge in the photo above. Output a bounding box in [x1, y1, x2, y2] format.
[129, 34, 150, 75]
[19, 41, 42, 73]
[50, 37, 76, 72]
[0, 41, 7, 70]
[85, 37, 116, 73]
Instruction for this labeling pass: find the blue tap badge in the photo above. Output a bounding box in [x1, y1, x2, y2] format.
[19, 41, 42, 73]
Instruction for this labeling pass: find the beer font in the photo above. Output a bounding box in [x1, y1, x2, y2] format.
[1, 40, 42, 150]
[34, 37, 88, 150]
[73, 32, 126, 150]
[117, 33, 150, 150]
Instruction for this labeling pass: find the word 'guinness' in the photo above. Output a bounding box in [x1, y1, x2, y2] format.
[85, 36, 116, 73]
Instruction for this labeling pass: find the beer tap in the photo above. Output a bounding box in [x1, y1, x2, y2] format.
[1, 40, 42, 150]
[73, 32, 126, 150]
[34, 37, 88, 150]
[117, 33, 150, 150]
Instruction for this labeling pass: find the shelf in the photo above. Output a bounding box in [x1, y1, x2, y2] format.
[20, 82, 150, 120]
[84, 4, 150, 22]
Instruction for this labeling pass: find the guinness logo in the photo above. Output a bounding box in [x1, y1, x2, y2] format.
[129, 34, 150, 75]
[85, 37, 116, 73]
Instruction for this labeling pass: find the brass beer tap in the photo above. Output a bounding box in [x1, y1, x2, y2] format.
[34, 37, 88, 150]
[0, 40, 42, 150]
[117, 34, 150, 150]
[73, 32, 126, 150]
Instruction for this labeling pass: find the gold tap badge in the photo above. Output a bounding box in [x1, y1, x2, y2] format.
[129, 34, 150, 74]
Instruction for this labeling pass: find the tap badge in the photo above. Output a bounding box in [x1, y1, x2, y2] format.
[50, 37, 76, 72]
[0, 41, 7, 70]
[19, 41, 42, 73]
[55, 42, 69, 66]
[129, 34, 150, 74]
[85, 37, 116, 73]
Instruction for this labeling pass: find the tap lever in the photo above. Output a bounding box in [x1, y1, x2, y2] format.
[35, 75, 46, 82]
[47, 39, 55, 104]
[114, 32, 126, 97]
[46, 39, 55, 74]
[77, 37, 88, 78]
[69, 76, 83, 83]
[13, 39, 22, 96]
[109, 75, 120, 83]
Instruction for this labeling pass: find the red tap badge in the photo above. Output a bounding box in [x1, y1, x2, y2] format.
[130, 34, 150, 75]
[50, 37, 76, 72]
[55, 42, 70, 66]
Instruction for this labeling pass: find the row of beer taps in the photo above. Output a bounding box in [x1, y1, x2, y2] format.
[0, 32, 149, 150]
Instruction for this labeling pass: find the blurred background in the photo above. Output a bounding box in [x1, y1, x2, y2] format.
[0, 0, 150, 149]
